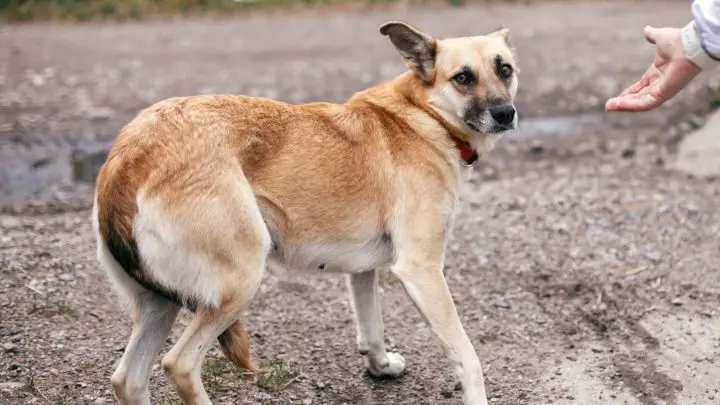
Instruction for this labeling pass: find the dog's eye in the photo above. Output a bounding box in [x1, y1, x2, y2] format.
[500, 64, 513, 78]
[452, 72, 472, 85]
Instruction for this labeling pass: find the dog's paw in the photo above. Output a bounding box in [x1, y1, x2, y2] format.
[463, 385, 489, 405]
[367, 352, 406, 379]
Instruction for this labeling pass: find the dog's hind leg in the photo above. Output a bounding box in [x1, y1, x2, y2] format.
[160, 254, 266, 405]
[347, 269, 406, 378]
[143, 167, 270, 405]
[93, 201, 181, 405]
[111, 292, 180, 405]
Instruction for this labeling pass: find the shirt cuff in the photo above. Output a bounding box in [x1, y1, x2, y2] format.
[682, 20, 719, 70]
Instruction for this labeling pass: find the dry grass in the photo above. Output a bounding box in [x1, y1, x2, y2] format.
[0, 0, 535, 22]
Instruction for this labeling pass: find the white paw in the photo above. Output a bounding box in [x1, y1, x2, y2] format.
[463, 385, 489, 405]
[367, 352, 406, 378]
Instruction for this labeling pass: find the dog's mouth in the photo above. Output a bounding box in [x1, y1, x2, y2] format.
[465, 120, 514, 134]
[464, 120, 481, 133]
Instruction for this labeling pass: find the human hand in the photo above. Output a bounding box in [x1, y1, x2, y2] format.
[605, 25, 701, 112]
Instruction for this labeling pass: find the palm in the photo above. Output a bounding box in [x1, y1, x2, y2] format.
[605, 26, 701, 112]
[621, 53, 670, 102]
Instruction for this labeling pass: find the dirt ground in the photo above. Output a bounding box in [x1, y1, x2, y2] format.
[1, 1, 720, 404]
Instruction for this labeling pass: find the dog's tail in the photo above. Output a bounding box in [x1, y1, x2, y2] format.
[217, 319, 260, 372]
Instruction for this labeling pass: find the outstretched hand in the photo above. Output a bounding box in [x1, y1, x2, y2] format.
[605, 25, 701, 112]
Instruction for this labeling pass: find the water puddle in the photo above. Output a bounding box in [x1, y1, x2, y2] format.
[0, 140, 110, 200]
[0, 112, 626, 200]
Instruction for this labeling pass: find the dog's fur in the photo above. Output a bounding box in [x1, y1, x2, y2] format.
[92, 21, 519, 405]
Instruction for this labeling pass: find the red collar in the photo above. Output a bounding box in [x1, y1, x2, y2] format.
[454, 137, 479, 165]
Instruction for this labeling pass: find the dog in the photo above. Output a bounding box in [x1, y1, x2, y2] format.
[92, 20, 519, 405]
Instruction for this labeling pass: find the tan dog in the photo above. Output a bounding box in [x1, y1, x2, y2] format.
[92, 20, 519, 405]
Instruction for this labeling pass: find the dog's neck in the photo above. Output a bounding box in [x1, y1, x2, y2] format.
[354, 72, 479, 166]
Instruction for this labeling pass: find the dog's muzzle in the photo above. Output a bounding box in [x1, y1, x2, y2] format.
[489, 104, 516, 130]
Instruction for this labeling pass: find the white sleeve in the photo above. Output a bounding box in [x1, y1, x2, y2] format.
[691, 0, 720, 60]
[679, 0, 720, 69]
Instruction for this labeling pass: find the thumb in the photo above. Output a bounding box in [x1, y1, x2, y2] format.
[644, 25, 657, 44]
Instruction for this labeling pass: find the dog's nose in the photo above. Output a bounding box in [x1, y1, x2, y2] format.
[489, 104, 516, 127]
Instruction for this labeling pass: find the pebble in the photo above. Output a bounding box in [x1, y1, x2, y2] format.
[493, 300, 511, 310]
[0, 382, 24, 391]
[2, 343, 18, 353]
[642, 252, 662, 263]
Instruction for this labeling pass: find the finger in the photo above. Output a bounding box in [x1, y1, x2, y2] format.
[605, 93, 662, 112]
[644, 25, 657, 44]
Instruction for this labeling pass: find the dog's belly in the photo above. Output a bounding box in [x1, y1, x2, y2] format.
[267, 233, 394, 274]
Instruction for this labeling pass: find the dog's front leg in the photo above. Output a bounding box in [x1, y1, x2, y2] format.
[347, 269, 406, 378]
[391, 229, 489, 405]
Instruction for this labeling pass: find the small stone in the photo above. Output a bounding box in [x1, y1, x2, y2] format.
[642, 252, 662, 263]
[671, 298, 684, 306]
[94, 398, 107, 404]
[315, 381, 326, 389]
[31, 74, 46, 87]
[3, 343, 17, 353]
[493, 300, 511, 310]
[0, 382, 24, 391]
[529, 141, 545, 154]
[302, 399, 312, 405]
[621, 148, 636, 158]
[591, 347, 603, 353]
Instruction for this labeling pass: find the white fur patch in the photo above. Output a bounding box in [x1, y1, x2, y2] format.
[428, 84, 468, 132]
[133, 195, 223, 309]
[268, 233, 394, 274]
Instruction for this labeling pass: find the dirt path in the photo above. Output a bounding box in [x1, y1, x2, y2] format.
[1, 1, 720, 405]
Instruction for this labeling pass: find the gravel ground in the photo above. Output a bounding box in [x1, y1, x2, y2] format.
[2, 1, 720, 405]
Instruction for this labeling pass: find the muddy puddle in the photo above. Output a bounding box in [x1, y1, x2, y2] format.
[0, 140, 110, 200]
[0, 111, 658, 200]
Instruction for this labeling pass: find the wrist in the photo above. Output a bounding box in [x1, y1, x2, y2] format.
[681, 20, 718, 70]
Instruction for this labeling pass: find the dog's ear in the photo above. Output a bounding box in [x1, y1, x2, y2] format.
[489, 25, 513, 47]
[379, 21, 437, 83]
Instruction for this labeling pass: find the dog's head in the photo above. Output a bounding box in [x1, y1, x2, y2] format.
[380, 21, 519, 152]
